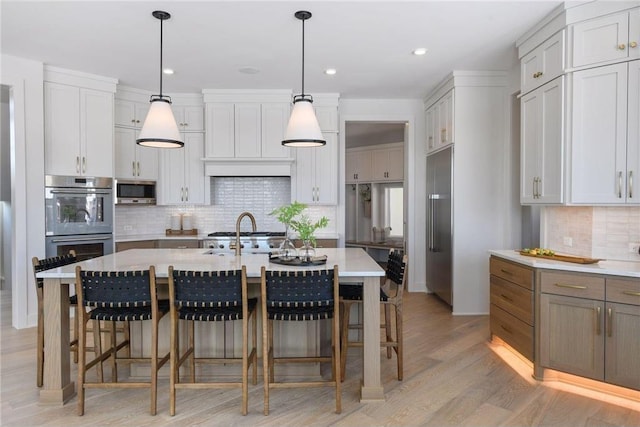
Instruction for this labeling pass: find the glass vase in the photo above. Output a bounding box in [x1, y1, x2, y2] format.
[298, 239, 316, 262]
[278, 226, 297, 261]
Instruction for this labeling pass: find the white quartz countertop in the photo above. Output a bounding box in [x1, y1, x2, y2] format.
[489, 250, 640, 278]
[115, 234, 205, 242]
[37, 248, 384, 279]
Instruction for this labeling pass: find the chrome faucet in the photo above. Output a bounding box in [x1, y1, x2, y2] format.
[235, 212, 257, 256]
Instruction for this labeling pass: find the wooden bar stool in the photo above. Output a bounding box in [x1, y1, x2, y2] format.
[260, 266, 341, 415]
[75, 266, 170, 415]
[168, 266, 258, 416]
[339, 249, 407, 381]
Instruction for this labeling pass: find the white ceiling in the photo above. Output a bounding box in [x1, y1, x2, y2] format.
[1, 1, 562, 99]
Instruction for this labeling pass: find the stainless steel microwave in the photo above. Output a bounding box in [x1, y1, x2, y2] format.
[115, 179, 156, 205]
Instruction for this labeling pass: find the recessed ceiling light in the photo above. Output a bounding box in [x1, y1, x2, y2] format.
[412, 48, 428, 56]
[163, 68, 174, 75]
[239, 66, 260, 74]
[324, 68, 337, 75]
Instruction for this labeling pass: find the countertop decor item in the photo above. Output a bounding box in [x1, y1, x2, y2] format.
[270, 201, 307, 260]
[136, 10, 183, 148]
[517, 249, 600, 264]
[268, 253, 327, 266]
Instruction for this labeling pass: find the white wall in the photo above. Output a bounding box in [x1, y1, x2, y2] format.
[338, 98, 426, 292]
[1, 54, 45, 328]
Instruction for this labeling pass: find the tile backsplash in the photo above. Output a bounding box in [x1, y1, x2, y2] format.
[542, 206, 640, 261]
[115, 177, 337, 237]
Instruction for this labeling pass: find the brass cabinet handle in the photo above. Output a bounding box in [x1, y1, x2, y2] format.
[76, 156, 80, 173]
[607, 307, 612, 337]
[622, 290, 640, 296]
[537, 177, 541, 198]
[185, 187, 189, 202]
[137, 161, 141, 176]
[132, 161, 136, 176]
[596, 306, 601, 336]
[618, 171, 623, 198]
[500, 324, 512, 334]
[500, 269, 514, 276]
[82, 157, 86, 174]
[629, 171, 633, 199]
[618, 43, 626, 50]
[630, 41, 638, 48]
[181, 187, 184, 202]
[131, 119, 136, 124]
[500, 293, 513, 302]
[533, 71, 543, 78]
[554, 283, 587, 289]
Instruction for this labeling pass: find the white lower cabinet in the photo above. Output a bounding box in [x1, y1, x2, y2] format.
[158, 133, 205, 205]
[293, 132, 337, 205]
[114, 127, 158, 180]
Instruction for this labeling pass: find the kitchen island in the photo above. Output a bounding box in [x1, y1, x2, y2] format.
[36, 248, 385, 405]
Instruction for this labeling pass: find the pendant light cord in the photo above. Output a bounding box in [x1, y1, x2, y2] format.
[301, 17, 305, 98]
[159, 17, 164, 98]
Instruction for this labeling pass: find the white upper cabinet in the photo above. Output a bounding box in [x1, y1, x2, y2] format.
[157, 132, 205, 205]
[203, 90, 293, 160]
[521, 30, 565, 95]
[114, 127, 158, 180]
[173, 105, 204, 132]
[520, 77, 564, 204]
[372, 144, 404, 182]
[45, 80, 114, 178]
[114, 99, 149, 128]
[570, 8, 639, 68]
[425, 89, 454, 154]
[345, 150, 373, 183]
[570, 61, 638, 205]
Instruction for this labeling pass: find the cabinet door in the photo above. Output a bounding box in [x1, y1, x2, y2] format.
[183, 133, 205, 204]
[520, 79, 564, 205]
[261, 103, 290, 158]
[571, 63, 627, 204]
[293, 146, 315, 204]
[571, 10, 630, 68]
[114, 127, 136, 178]
[386, 146, 404, 181]
[158, 144, 186, 205]
[438, 91, 454, 146]
[345, 151, 359, 184]
[135, 144, 159, 181]
[605, 302, 640, 390]
[80, 88, 113, 177]
[115, 99, 137, 127]
[177, 106, 204, 132]
[628, 60, 640, 203]
[205, 103, 234, 157]
[44, 82, 81, 176]
[425, 107, 436, 152]
[234, 103, 261, 158]
[521, 30, 565, 94]
[632, 8, 640, 60]
[314, 133, 338, 204]
[539, 293, 605, 381]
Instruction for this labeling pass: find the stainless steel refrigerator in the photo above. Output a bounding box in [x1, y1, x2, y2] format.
[426, 146, 453, 307]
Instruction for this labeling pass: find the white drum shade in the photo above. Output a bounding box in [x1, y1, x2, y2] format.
[282, 99, 325, 147]
[136, 99, 183, 148]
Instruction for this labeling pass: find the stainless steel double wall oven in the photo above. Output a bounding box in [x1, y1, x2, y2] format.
[45, 175, 114, 261]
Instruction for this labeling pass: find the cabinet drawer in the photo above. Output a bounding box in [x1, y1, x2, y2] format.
[540, 271, 604, 300]
[490, 257, 533, 290]
[490, 275, 534, 325]
[606, 277, 640, 305]
[490, 304, 533, 361]
[156, 239, 200, 249]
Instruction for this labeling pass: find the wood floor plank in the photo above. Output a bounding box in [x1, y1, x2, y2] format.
[1, 289, 638, 426]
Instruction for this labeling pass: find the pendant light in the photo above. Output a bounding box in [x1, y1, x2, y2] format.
[282, 11, 326, 147]
[136, 10, 183, 148]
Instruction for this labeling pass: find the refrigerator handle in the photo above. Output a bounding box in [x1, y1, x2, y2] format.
[428, 195, 436, 252]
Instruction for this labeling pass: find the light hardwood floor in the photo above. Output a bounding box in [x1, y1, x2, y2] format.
[1, 288, 639, 426]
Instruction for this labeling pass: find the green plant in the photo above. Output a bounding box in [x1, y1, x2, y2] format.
[290, 215, 329, 247]
[269, 201, 307, 228]
[359, 184, 371, 202]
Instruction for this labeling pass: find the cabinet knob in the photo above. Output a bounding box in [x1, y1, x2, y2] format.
[630, 41, 638, 48]
[618, 43, 626, 50]
[131, 119, 136, 123]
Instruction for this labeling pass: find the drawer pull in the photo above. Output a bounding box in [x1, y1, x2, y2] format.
[622, 290, 640, 297]
[554, 283, 587, 290]
[595, 306, 601, 336]
[500, 324, 512, 334]
[607, 307, 612, 337]
[500, 294, 513, 302]
[500, 269, 514, 276]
